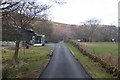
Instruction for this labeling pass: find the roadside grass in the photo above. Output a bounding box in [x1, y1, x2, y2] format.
[67, 43, 114, 78]
[77, 42, 118, 67]
[2, 46, 51, 78]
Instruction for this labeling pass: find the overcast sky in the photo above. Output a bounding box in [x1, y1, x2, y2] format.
[38, 0, 119, 26]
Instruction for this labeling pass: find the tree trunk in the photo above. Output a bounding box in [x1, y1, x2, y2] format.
[12, 39, 20, 64]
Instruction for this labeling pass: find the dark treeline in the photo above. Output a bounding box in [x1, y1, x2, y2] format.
[48, 19, 118, 42]
[2, 18, 118, 43]
[71, 24, 118, 42]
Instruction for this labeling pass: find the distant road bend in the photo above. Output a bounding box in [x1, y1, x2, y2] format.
[40, 42, 92, 79]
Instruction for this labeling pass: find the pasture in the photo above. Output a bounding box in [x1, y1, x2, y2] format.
[77, 42, 118, 67]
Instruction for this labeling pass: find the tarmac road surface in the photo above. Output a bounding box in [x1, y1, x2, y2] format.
[40, 42, 92, 79]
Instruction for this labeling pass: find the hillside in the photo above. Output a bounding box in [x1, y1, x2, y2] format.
[51, 21, 118, 42]
[52, 22, 73, 41]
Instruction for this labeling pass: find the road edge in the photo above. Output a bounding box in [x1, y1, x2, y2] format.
[38, 47, 55, 78]
[66, 44, 94, 80]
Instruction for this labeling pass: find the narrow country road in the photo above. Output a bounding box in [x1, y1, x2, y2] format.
[40, 42, 92, 78]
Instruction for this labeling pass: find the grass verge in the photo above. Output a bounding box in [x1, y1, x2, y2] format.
[66, 42, 115, 79]
[2, 46, 52, 78]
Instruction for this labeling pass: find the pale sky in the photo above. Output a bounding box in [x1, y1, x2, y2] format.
[37, 0, 119, 26]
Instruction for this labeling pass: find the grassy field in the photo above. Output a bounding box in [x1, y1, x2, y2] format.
[77, 42, 118, 67]
[2, 46, 51, 78]
[67, 43, 115, 78]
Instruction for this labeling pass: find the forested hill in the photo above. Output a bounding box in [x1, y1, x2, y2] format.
[2, 19, 118, 42]
[51, 21, 118, 42]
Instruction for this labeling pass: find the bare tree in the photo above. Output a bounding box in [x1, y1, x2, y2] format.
[99, 25, 118, 42]
[73, 22, 118, 42]
[1, 0, 66, 63]
[82, 18, 101, 41]
[1, 1, 50, 63]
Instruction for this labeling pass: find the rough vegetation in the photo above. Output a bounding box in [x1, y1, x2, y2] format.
[2, 46, 52, 78]
[69, 41, 120, 78]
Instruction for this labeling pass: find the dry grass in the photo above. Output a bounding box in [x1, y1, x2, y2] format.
[2, 47, 51, 78]
[97, 55, 118, 67]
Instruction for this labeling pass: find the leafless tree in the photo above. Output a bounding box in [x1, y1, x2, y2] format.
[1, 1, 50, 63]
[71, 18, 118, 42]
[1, 0, 66, 63]
[82, 18, 101, 41]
